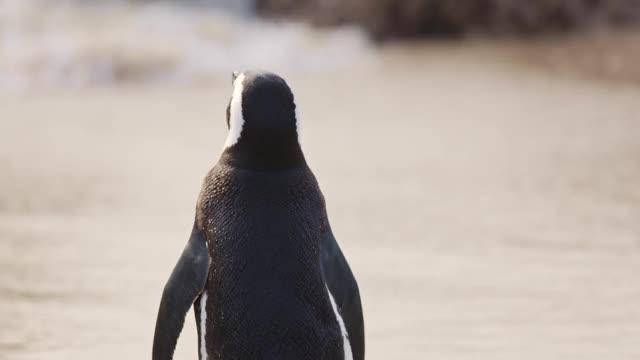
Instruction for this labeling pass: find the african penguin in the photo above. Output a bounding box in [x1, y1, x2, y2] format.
[152, 71, 364, 360]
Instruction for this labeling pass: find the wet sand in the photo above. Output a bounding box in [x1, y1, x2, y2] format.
[1, 47, 640, 359]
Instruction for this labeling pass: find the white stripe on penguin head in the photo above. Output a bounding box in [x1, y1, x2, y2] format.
[294, 101, 301, 142]
[224, 72, 246, 148]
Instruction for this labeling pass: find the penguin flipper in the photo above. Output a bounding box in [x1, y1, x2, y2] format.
[152, 221, 210, 360]
[320, 219, 365, 360]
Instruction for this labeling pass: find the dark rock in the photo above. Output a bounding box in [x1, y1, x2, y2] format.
[255, 0, 640, 38]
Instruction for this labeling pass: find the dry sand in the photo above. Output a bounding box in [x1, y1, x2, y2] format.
[1, 46, 639, 359]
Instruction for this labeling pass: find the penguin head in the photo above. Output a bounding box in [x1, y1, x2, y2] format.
[222, 71, 305, 170]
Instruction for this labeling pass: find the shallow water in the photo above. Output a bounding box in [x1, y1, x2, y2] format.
[1, 2, 640, 359]
[0, 0, 370, 93]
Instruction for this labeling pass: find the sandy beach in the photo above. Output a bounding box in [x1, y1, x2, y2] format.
[1, 41, 640, 359]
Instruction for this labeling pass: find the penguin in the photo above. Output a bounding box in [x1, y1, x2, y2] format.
[152, 71, 364, 360]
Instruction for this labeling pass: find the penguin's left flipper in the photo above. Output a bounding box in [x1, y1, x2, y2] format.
[152, 221, 210, 360]
[321, 217, 365, 360]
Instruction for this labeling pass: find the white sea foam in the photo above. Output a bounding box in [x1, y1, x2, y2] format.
[0, 0, 370, 94]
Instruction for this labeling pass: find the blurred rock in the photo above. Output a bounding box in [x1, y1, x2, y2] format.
[255, 0, 640, 38]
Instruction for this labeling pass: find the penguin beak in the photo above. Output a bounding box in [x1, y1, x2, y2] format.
[232, 71, 239, 84]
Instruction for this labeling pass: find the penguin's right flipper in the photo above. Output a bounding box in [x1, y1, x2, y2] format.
[320, 217, 365, 360]
[152, 221, 210, 360]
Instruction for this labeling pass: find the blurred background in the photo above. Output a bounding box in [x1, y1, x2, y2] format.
[0, 0, 639, 359]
